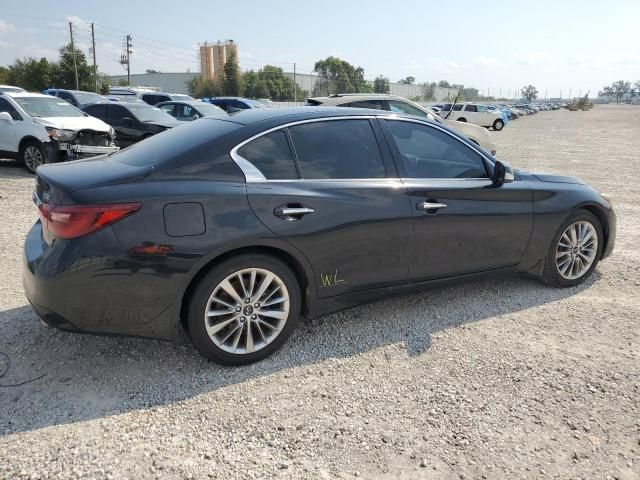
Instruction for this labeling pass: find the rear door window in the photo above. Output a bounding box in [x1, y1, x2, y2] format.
[58, 92, 77, 106]
[0, 98, 22, 120]
[288, 119, 386, 179]
[465, 104, 478, 112]
[388, 100, 429, 118]
[237, 130, 298, 179]
[84, 104, 107, 119]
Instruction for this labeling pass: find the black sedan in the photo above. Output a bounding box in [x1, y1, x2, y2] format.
[83, 102, 179, 147]
[24, 107, 616, 365]
[156, 100, 227, 121]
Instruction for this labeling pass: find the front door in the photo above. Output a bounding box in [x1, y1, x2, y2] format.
[381, 118, 533, 280]
[242, 117, 414, 298]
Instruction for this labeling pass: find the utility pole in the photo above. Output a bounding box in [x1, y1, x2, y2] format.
[90, 23, 97, 92]
[120, 35, 132, 86]
[69, 22, 79, 90]
[293, 62, 297, 103]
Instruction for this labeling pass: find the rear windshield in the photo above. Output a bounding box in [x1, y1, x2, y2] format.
[110, 118, 240, 166]
[126, 104, 176, 123]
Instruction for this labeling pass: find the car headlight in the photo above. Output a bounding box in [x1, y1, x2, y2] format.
[600, 193, 613, 206]
[45, 127, 77, 142]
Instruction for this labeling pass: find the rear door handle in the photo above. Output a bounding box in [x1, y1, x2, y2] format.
[417, 201, 448, 211]
[274, 205, 315, 221]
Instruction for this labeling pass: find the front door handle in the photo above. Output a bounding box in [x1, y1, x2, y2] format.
[274, 205, 315, 221]
[417, 201, 448, 211]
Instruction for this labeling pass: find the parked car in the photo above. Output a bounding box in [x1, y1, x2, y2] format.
[256, 98, 274, 107]
[156, 100, 227, 121]
[139, 92, 194, 106]
[44, 89, 109, 109]
[205, 97, 265, 113]
[0, 85, 26, 93]
[23, 107, 616, 365]
[440, 102, 506, 130]
[0, 91, 118, 173]
[83, 102, 179, 147]
[305, 94, 497, 155]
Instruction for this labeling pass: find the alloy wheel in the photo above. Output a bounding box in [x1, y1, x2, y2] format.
[24, 145, 44, 172]
[204, 268, 290, 355]
[555, 221, 598, 280]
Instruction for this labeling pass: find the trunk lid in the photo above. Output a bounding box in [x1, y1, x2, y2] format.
[35, 156, 152, 205]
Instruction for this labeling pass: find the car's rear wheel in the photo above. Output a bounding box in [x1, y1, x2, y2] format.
[20, 140, 47, 174]
[187, 254, 301, 365]
[493, 119, 504, 131]
[542, 210, 603, 287]
[457, 117, 467, 122]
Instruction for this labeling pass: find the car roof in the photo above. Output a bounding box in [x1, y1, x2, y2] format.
[203, 106, 398, 126]
[156, 100, 209, 106]
[2, 92, 54, 99]
[308, 94, 409, 104]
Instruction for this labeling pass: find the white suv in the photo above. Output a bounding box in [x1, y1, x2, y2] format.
[439, 103, 505, 130]
[305, 94, 497, 155]
[0, 92, 118, 173]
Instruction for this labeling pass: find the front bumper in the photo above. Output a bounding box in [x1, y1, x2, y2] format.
[59, 143, 119, 158]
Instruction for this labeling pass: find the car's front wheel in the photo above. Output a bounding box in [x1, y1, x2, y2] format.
[187, 254, 301, 365]
[493, 119, 504, 131]
[20, 140, 48, 174]
[542, 210, 603, 287]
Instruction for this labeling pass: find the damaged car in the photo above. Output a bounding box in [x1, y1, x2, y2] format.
[0, 91, 119, 173]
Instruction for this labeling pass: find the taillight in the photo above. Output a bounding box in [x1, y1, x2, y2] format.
[37, 203, 141, 240]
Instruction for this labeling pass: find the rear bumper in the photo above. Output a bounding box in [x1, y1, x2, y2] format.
[23, 221, 182, 341]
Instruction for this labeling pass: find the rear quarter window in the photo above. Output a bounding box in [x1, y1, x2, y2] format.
[237, 130, 298, 179]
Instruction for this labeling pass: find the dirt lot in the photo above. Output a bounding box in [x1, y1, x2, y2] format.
[0, 105, 638, 480]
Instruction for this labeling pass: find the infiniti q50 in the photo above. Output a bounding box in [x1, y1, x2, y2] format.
[23, 107, 616, 365]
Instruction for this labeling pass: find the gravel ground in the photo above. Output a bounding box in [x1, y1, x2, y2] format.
[0, 105, 638, 480]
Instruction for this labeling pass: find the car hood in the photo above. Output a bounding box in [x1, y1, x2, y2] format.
[143, 119, 179, 128]
[531, 172, 585, 185]
[35, 116, 111, 132]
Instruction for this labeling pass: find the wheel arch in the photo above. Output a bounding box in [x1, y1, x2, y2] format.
[179, 243, 315, 331]
[577, 203, 611, 257]
[19, 135, 45, 152]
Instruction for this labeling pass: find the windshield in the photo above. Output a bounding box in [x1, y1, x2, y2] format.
[194, 103, 226, 116]
[14, 97, 85, 117]
[74, 92, 105, 104]
[127, 104, 175, 122]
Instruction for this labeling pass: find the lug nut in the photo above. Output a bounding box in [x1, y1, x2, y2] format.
[255, 303, 260, 308]
[251, 315, 257, 320]
[245, 298, 250, 303]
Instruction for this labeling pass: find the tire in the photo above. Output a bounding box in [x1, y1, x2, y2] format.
[541, 209, 603, 287]
[19, 140, 48, 174]
[186, 253, 301, 365]
[492, 119, 504, 131]
[457, 117, 467, 122]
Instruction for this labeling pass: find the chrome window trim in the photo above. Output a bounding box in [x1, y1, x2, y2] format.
[230, 116, 377, 183]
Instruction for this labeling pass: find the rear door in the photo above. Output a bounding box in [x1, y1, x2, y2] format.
[381, 118, 533, 280]
[243, 117, 414, 298]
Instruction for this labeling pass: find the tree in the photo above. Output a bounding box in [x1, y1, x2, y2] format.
[633, 81, 640, 97]
[242, 65, 306, 101]
[373, 75, 390, 94]
[610, 80, 631, 103]
[312, 56, 371, 95]
[521, 85, 538, 101]
[187, 76, 223, 98]
[145, 69, 160, 74]
[421, 81, 437, 101]
[222, 52, 243, 96]
[0, 66, 8, 84]
[598, 86, 614, 98]
[437, 80, 451, 88]
[398, 76, 415, 85]
[5, 57, 55, 91]
[55, 43, 94, 90]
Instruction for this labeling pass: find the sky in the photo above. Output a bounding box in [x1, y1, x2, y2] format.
[1, 0, 638, 98]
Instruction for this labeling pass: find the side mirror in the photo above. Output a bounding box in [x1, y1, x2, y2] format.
[191, 114, 199, 120]
[121, 116, 134, 126]
[492, 160, 514, 186]
[0, 112, 13, 122]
